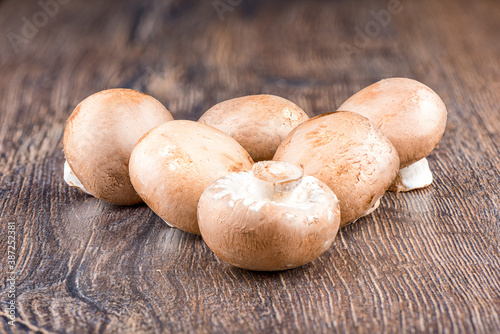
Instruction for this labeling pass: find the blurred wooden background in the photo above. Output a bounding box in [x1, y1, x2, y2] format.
[1, 0, 499, 332]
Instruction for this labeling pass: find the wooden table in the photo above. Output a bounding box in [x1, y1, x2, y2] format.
[1, 0, 499, 332]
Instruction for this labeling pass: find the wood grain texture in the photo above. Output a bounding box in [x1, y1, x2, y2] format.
[1, 0, 499, 333]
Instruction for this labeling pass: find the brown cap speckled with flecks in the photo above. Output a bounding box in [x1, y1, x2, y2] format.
[198, 94, 309, 162]
[338, 78, 447, 168]
[63, 88, 173, 205]
[273, 111, 400, 227]
[198, 161, 341, 271]
[129, 120, 254, 235]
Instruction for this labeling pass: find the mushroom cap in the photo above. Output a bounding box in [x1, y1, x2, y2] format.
[129, 120, 254, 234]
[198, 94, 309, 161]
[273, 111, 400, 226]
[63, 88, 173, 205]
[338, 78, 447, 168]
[198, 161, 341, 271]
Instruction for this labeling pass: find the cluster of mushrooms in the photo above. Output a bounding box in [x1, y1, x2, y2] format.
[63, 78, 447, 271]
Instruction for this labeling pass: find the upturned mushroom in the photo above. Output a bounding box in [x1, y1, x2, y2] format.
[129, 120, 254, 234]
[198, 94, 309, 161]
[63, 88, 173, 205]
[198, 161, 341, 271]
[273, 111, 400, 227]
[338, 77, 447, 192]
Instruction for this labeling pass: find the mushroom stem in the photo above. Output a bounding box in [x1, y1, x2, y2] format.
[251, 161, 304, 198]
[64, 160, 91, 195]
[389, 158, 434, 192]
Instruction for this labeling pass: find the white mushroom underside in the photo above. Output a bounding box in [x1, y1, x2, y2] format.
[64, 160, 91, 195]
[211, 172, 335, 218]
[392, 158, 434, 192]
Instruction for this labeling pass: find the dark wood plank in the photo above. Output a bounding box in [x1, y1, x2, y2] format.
[1, 0, 499, 333]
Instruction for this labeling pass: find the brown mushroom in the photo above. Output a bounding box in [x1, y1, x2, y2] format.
[274, 111, 400, 227]
[129, 120, 254, 234]
[198, 94, 309, 161]
[63, 88, 173, 205]
[198, 161, 341, 271]
[338, 78, 447, 192]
